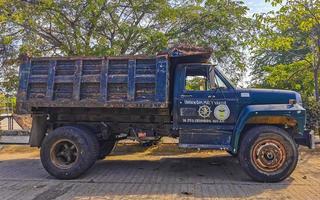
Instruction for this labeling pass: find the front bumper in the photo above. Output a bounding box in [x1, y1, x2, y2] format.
[294, 129, 315, 149]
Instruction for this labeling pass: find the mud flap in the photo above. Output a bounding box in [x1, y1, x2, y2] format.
[294, 129, 315, 149]
[29, 114, 47, 147]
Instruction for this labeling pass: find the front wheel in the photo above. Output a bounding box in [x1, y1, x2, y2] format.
[239, 126, 298, 182]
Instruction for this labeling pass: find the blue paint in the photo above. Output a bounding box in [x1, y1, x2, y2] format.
[172, 63, 310, 150]
[46, 60, 56, 100]
[18, 59, 31, 100]
[230, 104, 306, 153]
[127, 60, 136, 101]
[155, 56, 168, 102]
[99, 59, 108, 102]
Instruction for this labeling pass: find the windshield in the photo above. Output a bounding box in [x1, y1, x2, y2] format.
[214, 67, 236, 89]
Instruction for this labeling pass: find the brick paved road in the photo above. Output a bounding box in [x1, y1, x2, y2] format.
[0, 144, 319, 200]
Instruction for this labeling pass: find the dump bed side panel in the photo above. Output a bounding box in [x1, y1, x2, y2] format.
[16, 56, 169, 114]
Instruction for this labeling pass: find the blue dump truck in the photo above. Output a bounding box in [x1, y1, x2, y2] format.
[16, 46, 314, 182]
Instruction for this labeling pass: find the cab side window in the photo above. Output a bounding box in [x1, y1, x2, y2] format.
[185, 67, 209, 91]
[184, 66, 228, 91]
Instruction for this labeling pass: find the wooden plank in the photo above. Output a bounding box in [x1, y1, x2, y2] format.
[100, 58, 108, 101]
[28, 76, 48, 83]
[127, 59, 136, 101]
[46, 60, 57, 100]
[155, 56, 168, 102]
[108, 75, 128, 83]
[55, 76, 74, 83]
[81, 75, 100, 83]
[136, 75, 155, 83]
[72, 60, 83, 101]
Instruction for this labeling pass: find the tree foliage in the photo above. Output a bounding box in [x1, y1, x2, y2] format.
[251, 0, 320, 131]
[185, 76, 207, 91]
[251, 0, 320, 100]
[0, 0, 253, 93]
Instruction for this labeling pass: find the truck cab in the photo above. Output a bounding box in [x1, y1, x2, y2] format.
[173, 64, 238, 149]
[170, 61, 314, 182]
[173, 63, 313, 152]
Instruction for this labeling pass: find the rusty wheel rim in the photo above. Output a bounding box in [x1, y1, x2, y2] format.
[50, 139, 79, 169]
[252, 138, 286, 173]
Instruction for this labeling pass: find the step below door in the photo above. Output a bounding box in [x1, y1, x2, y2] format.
[179, 128, 232, 150]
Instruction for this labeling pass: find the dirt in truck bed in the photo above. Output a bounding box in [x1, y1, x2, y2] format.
[0, 141, 320, 200]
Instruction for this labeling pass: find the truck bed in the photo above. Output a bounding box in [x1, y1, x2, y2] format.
[16, 55, 169, 114]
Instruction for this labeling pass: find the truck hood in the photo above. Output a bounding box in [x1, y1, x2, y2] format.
[236, 88, 301, 105]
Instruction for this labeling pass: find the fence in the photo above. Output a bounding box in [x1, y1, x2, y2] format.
[0, 99, 14, 115]
[0, 98, 15, 130]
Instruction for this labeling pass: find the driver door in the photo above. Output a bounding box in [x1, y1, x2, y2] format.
[174, 64, 238, 147]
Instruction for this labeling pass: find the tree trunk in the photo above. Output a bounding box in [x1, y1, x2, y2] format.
[314, 36, 320, 101]
[314, 40, 320, 136]
[314, 67, 319, 101]
[314, 67, 320, 136]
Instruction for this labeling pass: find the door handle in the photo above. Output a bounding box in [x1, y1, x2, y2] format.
[181, 94, 192, 98]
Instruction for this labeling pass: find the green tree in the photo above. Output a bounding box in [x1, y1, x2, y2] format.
[0, 0, 252, 93]
[251, 0, 320, 100]
[251, 0, 320, 132]
[186, 76, 207, 91]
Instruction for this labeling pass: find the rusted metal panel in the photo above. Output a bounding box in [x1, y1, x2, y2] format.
[16, 47, 213, 114]
[16, 56, 169, 113]
[247, 116, 297, 127]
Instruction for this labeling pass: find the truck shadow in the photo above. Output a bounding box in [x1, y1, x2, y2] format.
[112, 143, 228, 156]
[0, 155, 295, 199]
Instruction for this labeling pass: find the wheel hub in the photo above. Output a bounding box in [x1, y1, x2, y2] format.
[50, 139, 79, 169]
[252, 139, 286, 172]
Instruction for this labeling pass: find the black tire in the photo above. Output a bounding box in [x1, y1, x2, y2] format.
[238, 125, 298, 182]
[98, 140, 116, 160]
[40, 126, 99, 179]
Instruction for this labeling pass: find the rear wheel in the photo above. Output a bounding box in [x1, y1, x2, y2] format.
[40, 126, 99, 179]
[239, 126, 298, 182]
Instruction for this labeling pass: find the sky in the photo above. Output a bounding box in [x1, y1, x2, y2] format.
[239, 0, 282, 87]
[243, 0, 281, 15]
